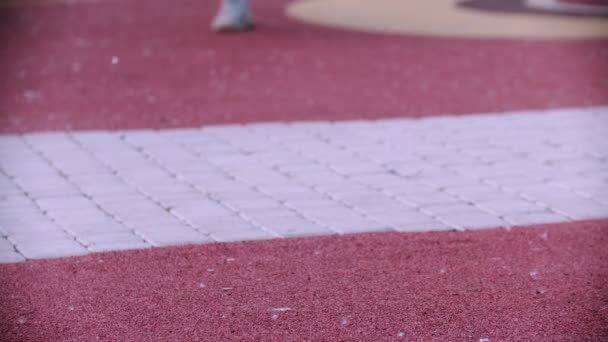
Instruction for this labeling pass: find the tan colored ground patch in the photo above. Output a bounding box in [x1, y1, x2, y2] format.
[287, 0, 608, 39]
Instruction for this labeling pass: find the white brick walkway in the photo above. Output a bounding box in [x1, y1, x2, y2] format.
[1, 107, 607, 262]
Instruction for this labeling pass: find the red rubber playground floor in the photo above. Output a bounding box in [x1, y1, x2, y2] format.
[1, 220, 607, 341]
[0, 0, 607, 133]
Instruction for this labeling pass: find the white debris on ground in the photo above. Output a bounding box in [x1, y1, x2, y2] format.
[270, 308, 291, 320]
[529, 270, 542, 281]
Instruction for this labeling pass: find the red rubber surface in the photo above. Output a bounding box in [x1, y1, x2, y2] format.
[1, 0, 607, 133]
[1, 220, 607, 341]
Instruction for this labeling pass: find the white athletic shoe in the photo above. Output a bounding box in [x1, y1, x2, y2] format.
[211, 0, 255, 32]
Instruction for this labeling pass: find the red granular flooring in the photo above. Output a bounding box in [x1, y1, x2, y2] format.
[1, 0, 607, 134]
[1, 220, 607, 341]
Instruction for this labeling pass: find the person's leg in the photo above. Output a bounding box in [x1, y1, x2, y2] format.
[212, 0, 255, 32]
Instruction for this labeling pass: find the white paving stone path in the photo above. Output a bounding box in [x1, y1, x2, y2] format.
[1, 107, 607, 262]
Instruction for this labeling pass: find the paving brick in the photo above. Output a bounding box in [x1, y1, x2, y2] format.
[120, 214, 184, 228]
[437, 212, 508, 230]
[189, 142, 240, 157]
[0, 250, 25, 263]
[0, 195, 38, 209]
[0, 183, 23, 196]
[0, 215, 54, 232]
[393, 220, 452, 232]
[8, 229, 73, 244]
[140, 145, 199, 161]
[0, 238, 15, 251]
[505, 212, 571, 226]
[330, 161, 386, 176]
[76, 231, 143, 245]
[91, 191, 143, 204]
[199, 216, 275, 241]
[2, 107, 607, 260]
[443, 185, 511, 201]
[478, 200, 547, 215]
[422, 202, 486, 216]
[136, 226, 212, 246]
[13, 176, 80, 197]
[48, 159, 108, 177]
[417, 174, 482, 188]
[100, 200, 165, 214]
[121, 130, 167, 147]
[141, 184, 200, 199]
[250, 214, 331, 237]
[482, 175, 541, 187]
[0, 206, 43, 217]
[152, 191, 204, 204]
[397, 191, 461, 206]
[548, 200, 608, 219]
[87, 240, 152, 253]
[59, 220, 129, 234]
[191, 178, 247, 193]
[380, 182, 438, 196]
[315, 182, 369, 196]
[293, 171, 346, 186]
[1, 161, 59, 178]
[46, 210, 113, 225]
[252, 150, 303, 166]
[72, 132, 119, 151]
[277, 163, 325, 175]
[370, 210, 437, 227]
[257, 184, 319, 200]
[349, 174, 408, 188]
[335, 192, 399, 208]
[35, 196, 96, 211]
[549, 178, 605, 191]
[219, 194, 282, 211]
[173, 167, 224, 180]
[16, 239, 88, 259]
[298, 206, 385, 233]
[352, 201, 417, 218]
[170, 201, 235, 223]
[285, 194, 338, 211]
[24, 132, 75, 150]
